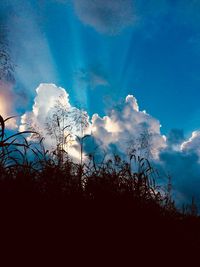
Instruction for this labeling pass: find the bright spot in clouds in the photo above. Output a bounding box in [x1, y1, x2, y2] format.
[0, 81, 17, 129]
[20, 83, 166, 159]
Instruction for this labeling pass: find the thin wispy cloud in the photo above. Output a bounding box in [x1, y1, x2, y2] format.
[72, 0, 136, 35]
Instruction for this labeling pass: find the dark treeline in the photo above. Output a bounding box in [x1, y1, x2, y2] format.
[0, 115, 200, 264]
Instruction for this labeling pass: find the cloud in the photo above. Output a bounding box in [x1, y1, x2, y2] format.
[158, 148, 200, 206]
[19, 83, 70, 134]
[20, 83, 166, 160]
[72, 0, 136, 35]
[74, 67, 109, 90]
[91, 94, 166, 158]
[166, 129, 185, 151]
[181, 131, 200, 157]
[20, 84, 167, 160]
[19, 83, 89, 161]
[72, 66, 109, 110]
[90, 97, 200, 205]
[71, 0, 172, 36]
[156, 130, 200, 205]
[20, 83, 200, 206]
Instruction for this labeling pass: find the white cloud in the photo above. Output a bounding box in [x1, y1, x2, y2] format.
[91, 95, 166, 158]
[20, 83, 167, 161]
[20, 83, 200, 164]
[19, 83, 200, 205]
[181, 131, 200, 157]
[20, 83, 70, 131]
[72, 0, 136, 35]
[19, 83, 89, 161]
[157, 130, 200, 205]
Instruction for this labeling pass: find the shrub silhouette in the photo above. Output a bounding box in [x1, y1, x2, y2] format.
[0, 114, 199, 264]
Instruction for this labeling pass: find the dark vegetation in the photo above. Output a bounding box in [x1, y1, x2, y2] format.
[0, 115, 200, 264]
[0, 15, 199, 265]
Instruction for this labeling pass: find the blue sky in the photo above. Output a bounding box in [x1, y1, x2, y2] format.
[36, 1, 199, 134]
[1, 0, 200, 134]
[1, 0, 200, 204]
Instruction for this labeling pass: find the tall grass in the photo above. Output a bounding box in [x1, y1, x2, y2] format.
[0, 115, 191, 213]
[0, 114, 200, 261]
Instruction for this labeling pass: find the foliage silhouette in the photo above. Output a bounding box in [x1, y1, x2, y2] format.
[0, 114, 199, 264]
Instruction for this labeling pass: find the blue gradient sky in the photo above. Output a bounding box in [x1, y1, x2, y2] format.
[1, 0, 200, 136]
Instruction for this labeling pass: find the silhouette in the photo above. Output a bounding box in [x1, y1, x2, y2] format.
[0, 114, 199, 264]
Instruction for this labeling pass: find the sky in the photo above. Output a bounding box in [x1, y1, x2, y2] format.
[1, 0, 200, 205]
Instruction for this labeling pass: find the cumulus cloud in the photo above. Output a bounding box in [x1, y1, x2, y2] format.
[166, 129, 185, 151]
[156, 129, 200, 205]
[181, 131, 200, 157]
[19, 83, 89, 161]
[90, 97, 200, 205]
[20, 83, 166, 161]
[72, 0, 136, 35]
[158, 148, 200, 206]
[19, 83, 70, 134]
[91, 94, 166, 158]
[20, 83, 200, 206]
